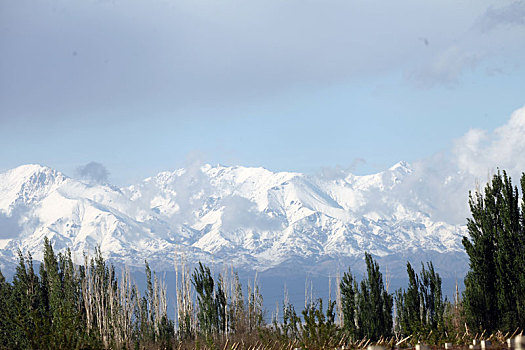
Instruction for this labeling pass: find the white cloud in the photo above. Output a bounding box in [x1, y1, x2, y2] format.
[402, 106, 525, 224]
[0, 205, 37, 239]
[170, 157, 213, 225]
[221, 196, 281, 232]
[453, 106, 525, 179]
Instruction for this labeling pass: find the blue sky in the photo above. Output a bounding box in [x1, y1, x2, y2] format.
[1, 0, 525, 185]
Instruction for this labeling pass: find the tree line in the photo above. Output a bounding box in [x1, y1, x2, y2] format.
[0, 237, 265, 349]
[0, 170, 524, 348]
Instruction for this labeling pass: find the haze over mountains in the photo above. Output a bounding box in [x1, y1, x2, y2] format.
[0, 160, 470, 279]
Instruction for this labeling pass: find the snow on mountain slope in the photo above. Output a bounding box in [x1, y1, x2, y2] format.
[0, 162, 468, 277]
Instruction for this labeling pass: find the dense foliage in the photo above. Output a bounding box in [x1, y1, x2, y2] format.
[394, 262, 445, 342]
[462, 171, 525, 333]
[340, 252, 393, 341]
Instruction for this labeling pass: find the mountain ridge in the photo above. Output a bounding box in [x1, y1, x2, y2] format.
[0, 162, 468, 278]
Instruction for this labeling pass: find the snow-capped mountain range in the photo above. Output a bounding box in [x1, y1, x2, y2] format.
[0, 162, 469, 278]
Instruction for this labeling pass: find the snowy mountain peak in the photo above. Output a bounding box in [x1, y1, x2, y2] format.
[1, 164, 63, 185]
[389, 161, 412, 173]
[0, 164, 67, 210]
[0, 162, 467, 277]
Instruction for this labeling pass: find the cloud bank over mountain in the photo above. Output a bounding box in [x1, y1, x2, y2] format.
[453, 106, 525, 178]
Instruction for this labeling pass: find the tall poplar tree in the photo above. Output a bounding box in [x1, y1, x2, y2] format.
[463, 171, 525, 332]
[362, 252, 393, 340]
[192, 262, 219, 336]
[395, 262, 421, 336]
[340, 266, 357, 337]
[0, 267, 14, 348]
[395, 262, 445, 339]
[340, 253, 393, 340]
